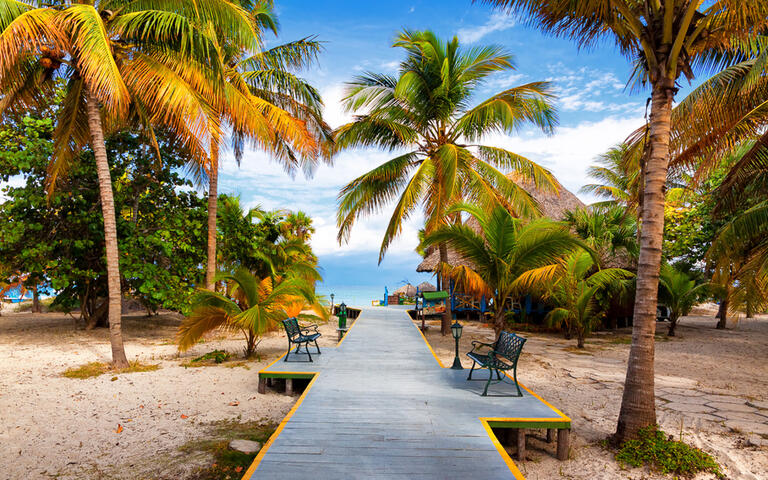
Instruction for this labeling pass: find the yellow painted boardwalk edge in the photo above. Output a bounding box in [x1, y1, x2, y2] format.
[245, 317, 361, 478]
[410, 318, 572, 480]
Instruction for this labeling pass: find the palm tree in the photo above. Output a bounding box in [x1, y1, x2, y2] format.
[564, 205, 638, 264]
[658, 264, 708, 337]
[281, 211, 315, 242]
[200, 3, 332, 290]
[423, 203, 587, 335]
[0, 0, 257, 367]
[335, 29, 559, 334]
[521, 251, 633, 348]
[581, 144, 640, 211]
[178, 267, 322, 357]
[483, 0, 768, 441]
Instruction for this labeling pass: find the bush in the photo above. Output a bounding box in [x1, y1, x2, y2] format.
[616, 425, 723, 478]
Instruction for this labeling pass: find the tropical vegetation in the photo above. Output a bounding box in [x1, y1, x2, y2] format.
[335, 29, 559, 334]
[423, 203, 587, 335]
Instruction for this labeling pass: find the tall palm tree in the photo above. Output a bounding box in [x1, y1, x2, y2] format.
[281, 211, 315, 242]
[658, 264, 708, 337]
[520, 251, 633, 348]
[335, 29, 559, 334]
[423, 203, 587, 335]
[484, 0, 768, 441]
[200, 3, 332, 290]
[0, 0, 257, 367]
[564, 205, 638, 264]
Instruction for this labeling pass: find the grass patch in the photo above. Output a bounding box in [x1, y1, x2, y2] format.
[616, 425, 724, 479]
[182, 419, 277, 480]
[180, 350, 253, 369]
[62, 360, 160, 379]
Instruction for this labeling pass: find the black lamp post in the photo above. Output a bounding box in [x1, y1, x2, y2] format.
[450, 320, 463, 369]
[330, 293, 335, 315]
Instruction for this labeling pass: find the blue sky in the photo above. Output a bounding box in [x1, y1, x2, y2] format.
[220, 1, 688, 290]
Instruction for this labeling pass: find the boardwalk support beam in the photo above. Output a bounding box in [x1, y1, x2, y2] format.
[546, 428, 555, 443]
[515, 429, 526, 460]
[557, 428, 570, 460]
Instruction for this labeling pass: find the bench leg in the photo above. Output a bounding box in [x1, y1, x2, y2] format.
[557, 429, 570, 460]
[314, 339, 321, 354]
[258, 377, 266, 394]
[285, 378, 294, 396]
[546, 428, 555, 443]
[482, 368, 494, 396]
[305, 342, 313, 362]
[467, 361, 477, 380]
[515, 429, 526, 461]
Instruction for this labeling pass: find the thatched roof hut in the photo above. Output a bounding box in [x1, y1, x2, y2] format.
[417, 176, 585, 273]
[393, 283, 417, 297]
[417, 281, 436, 292]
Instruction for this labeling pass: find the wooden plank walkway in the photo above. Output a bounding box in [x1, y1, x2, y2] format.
[245, 306, 570, 479]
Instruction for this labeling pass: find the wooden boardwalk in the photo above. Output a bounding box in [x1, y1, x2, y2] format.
[245, 307, 570, 479]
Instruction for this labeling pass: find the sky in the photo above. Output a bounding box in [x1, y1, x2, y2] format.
[220, 0, 700, 291]
[1, 1, 704, 295]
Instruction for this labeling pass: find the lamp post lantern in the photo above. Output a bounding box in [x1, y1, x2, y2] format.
[330, 293, 335, 315]
[450, 320, 463, 369]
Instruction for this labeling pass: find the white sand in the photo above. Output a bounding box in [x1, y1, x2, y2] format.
[0, 311, 338, 479]
[1, 308, 767, 479]
[424, 311, 768, 480]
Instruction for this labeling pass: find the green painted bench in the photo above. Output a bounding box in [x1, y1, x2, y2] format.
[282, 317, 321, 362]
[466, 331, 526, 396]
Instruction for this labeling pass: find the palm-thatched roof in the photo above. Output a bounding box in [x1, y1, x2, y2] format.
[393, 284, 417, 296]
[417, 176, 585, 273]
[417, 281, 436, 292]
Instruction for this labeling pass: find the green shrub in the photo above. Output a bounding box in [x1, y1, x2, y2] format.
[616, 425, 723, 478]
[192, 350, 231, 364]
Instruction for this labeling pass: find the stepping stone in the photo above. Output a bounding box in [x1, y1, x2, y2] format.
[701, 394, 747, 404]
[681, 413, 726, 423]
[229, 439, 261, 454]
[663, 402, 716, 414]
[747, 400, 768, 410]
[706, 402, 756, 413]
[659, 388, 704, 397]
[725, 421, 768, 436]
[716, 411, 767, 422]
[658, 394, 710, 405]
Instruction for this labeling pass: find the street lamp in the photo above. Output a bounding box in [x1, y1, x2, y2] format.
[450, 320, 463, 370]
[330, 293, 335, 315]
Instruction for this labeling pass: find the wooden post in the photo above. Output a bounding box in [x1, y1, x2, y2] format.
[515, 429, 526, 460]
[546, 428, 555, 443]
[285, 378, 294, 396]
[557, 429, 570, 460]
[258, 376, 266, 394]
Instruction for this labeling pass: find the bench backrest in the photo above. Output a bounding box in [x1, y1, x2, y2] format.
[282, 317, 301, 340]
[495, 331, 526, 362]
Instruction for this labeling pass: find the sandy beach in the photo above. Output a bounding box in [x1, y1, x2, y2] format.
[423, 308, 768, 480]
[1, 306, 767, 479]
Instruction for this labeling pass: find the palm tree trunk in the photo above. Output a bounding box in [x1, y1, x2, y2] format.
[85, 89, 129, 368]
[667, 312, 678, 337]
[615, 79, 675, 443]
[205, 135, 220, 291]
[31, 284, 40, 313]
[576, 329, 585, 349]
[716, 298, 728, 329]
[438, 242, 452, 335]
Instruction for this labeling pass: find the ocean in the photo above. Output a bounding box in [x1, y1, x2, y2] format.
[316, 284, 389, 308]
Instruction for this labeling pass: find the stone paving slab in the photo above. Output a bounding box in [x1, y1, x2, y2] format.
[245, 306, 570, 479]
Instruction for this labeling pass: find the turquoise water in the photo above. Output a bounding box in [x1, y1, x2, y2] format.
[316, 284, 389, 308]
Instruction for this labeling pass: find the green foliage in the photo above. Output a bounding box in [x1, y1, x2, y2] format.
[616, 425, 723, 479]
[0, 105, 208, 318]
[423, 203, 588, 333]
[335, 29, 559, 261]
[192, 350, 231, 364]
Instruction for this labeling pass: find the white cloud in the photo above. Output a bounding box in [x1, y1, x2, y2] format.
[458, 12, 515, 44]
[320, 84, 352, 129]
[482, 115, 645, 201]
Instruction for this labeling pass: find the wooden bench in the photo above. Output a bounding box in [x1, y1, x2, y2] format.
[466, 331, 526, 396]
[282, 317, 321, 362]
